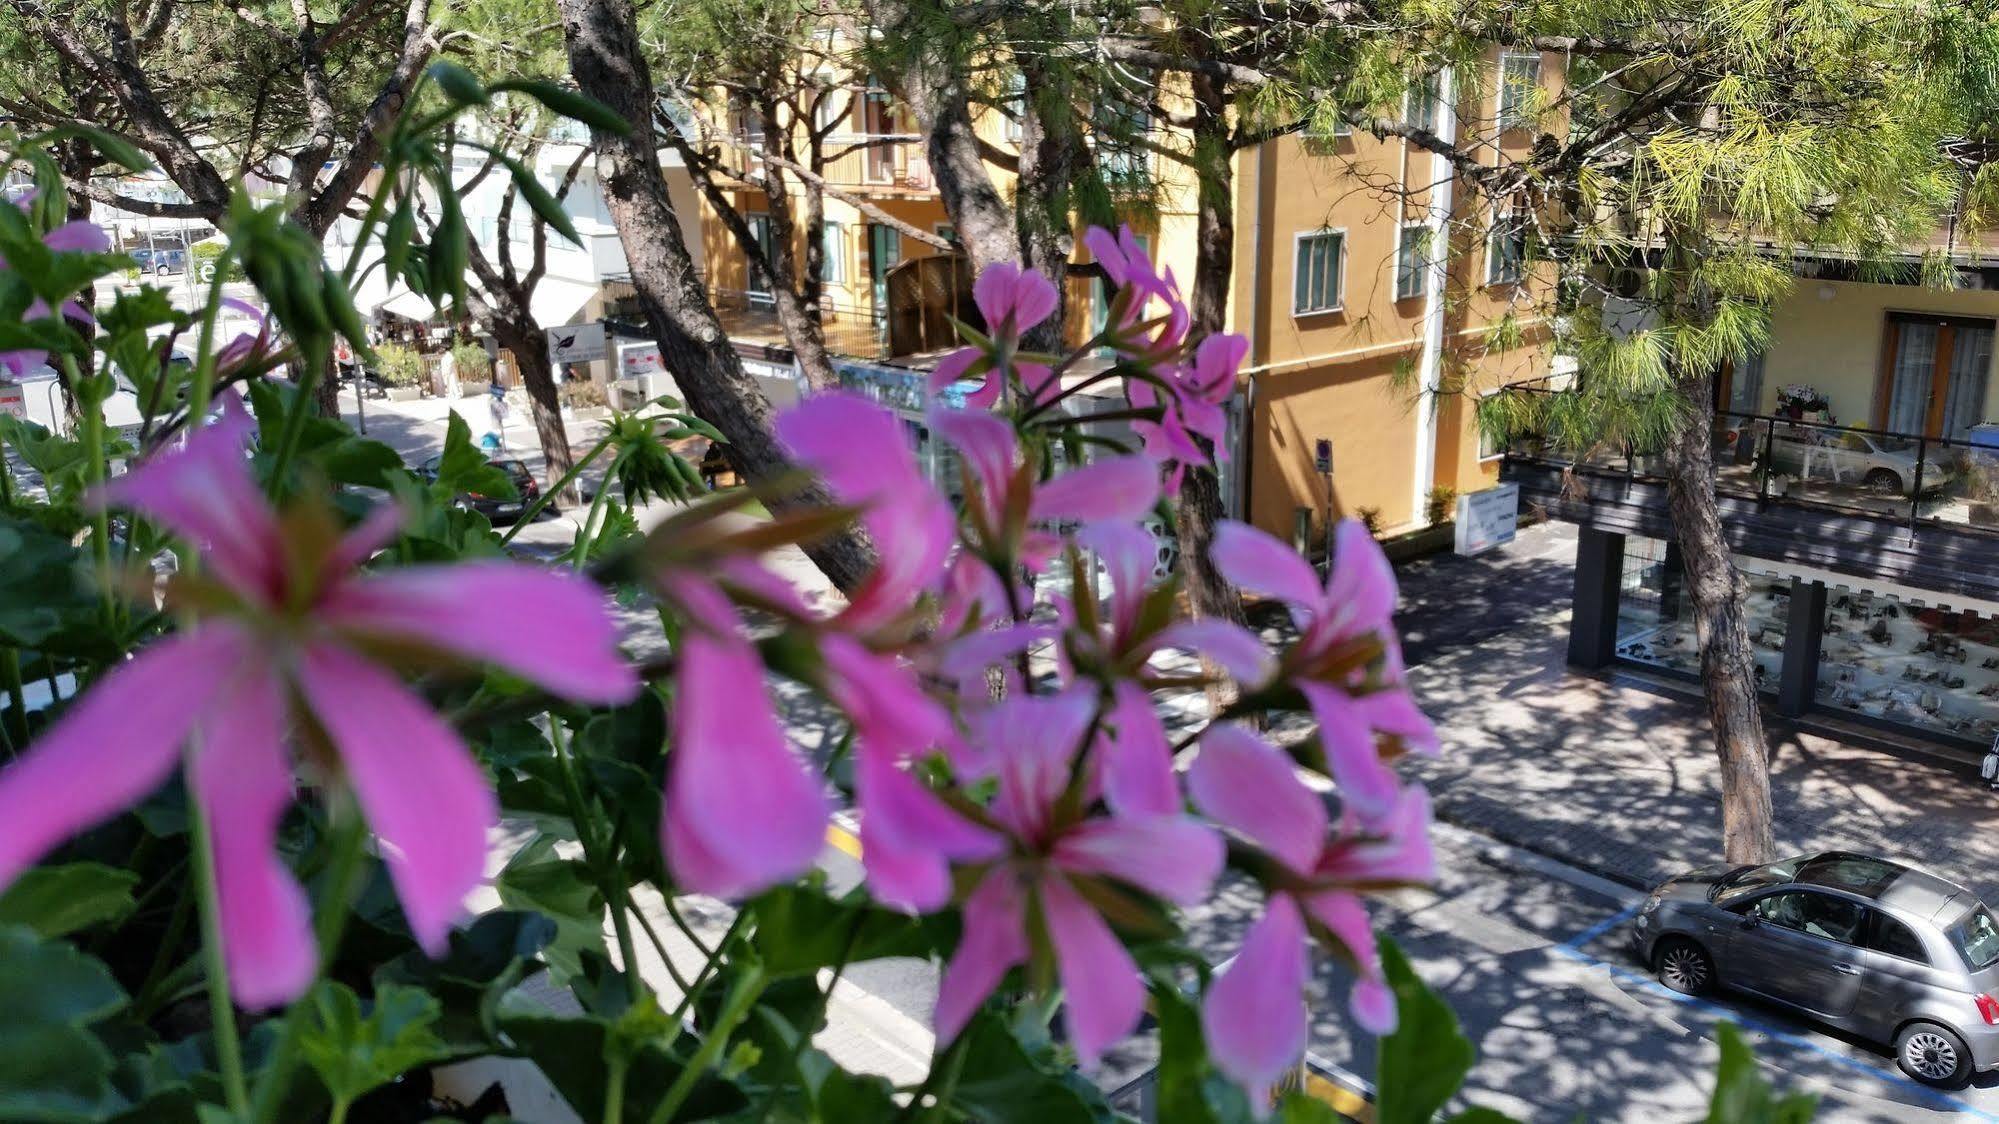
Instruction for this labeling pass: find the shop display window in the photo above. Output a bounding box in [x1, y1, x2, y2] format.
[1815, 591, 1999, 743]
[1614, 536, 1785, 694]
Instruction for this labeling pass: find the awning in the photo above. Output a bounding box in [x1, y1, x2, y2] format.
[377, 287, 440, 322]
[526, 277, 597, 329]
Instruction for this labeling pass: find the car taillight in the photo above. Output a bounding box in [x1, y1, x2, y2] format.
[1975, 993, 1999, 1025]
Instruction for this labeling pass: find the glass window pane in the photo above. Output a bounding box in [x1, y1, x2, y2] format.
[1867, 912, 1929, 963]
[1944, 325, 1993, 440]
[1887, 322, 1939, 435]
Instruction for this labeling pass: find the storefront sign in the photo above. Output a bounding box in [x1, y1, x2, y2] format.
[0, 382, 23, 420]
[1455, 483, 1519, 556]
[547, 321, 608, 365]
[618, 340, 663, 378]
[835, 358, 964, 413]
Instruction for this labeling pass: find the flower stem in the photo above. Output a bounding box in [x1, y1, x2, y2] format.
[187, 250, 232, 426]
[189, 787, 251, 1117]
[0, 648, 26, 752]
[64, 355, 116, 631]
[647, 960, 766, 1124]
[603, 1051, 630, 1124]
[549, 720, 642, 1004]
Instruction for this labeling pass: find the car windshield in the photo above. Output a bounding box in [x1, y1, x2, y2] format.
[1713, 856, 1804, 905]
[1950, 904, 1999, 970]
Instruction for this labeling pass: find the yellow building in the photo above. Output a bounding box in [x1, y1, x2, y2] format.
[693, 49, 1566, 543]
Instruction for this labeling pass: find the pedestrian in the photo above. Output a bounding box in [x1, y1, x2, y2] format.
[441, 343, 459, 399]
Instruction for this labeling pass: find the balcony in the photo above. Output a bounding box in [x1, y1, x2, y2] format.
[1497, 384, 1999, 605]
[710, 287, 891, 360]
[816, 134, 933, 194]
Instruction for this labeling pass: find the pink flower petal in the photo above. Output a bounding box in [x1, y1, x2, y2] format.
[927, 347, 985, 397]
[1029, 457, 1160, 525]
[934, 867, 1029, 1044]
[973, 262, 1025, 328]
[983, 690, 1096, 841]
[1076, 523, 1157, 639]
[1300, 890, 1396, 1034]
[0, 626, 245, 888]
[1189, 334, 1249, 396]
[297, 642, 499, 954]
[322, 501, 406, 577]
[1300, 683, 1401, 828]
[44, 220, 111, 254]
[1188, 725, 1328, 874]
[661, 630, 830, 897]
[926, 406, 1018, 518]
[1097, 682, 1178, 818]
[1316, 784, 1436, 886]
[857, 748, 1005, 912]
[1356, 687, 1438, 756]
[1325, 520, 1398, 635]
[324, 561, 639, 705]
[821, 636, 953, 759]
[1146, 619, 1275, 689]
[1083, 226, 1132, 287]
[1040, 873, 1145, 1066]
[97, 395, 283, 603]
[1203, 894, 1310, 1101]
[190, 665, 315, 1010]
[1210, 521, 1326, 613]
[1051, 815, 1221, 905]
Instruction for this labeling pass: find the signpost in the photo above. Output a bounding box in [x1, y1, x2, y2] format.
[547, 322, 608, 366]
[1455, 483, 1520, 556]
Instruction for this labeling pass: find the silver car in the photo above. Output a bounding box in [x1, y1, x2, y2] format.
[1633, 850, 1999, 1087]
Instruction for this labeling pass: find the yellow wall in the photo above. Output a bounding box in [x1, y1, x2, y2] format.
[1763, 279, 1999, 427]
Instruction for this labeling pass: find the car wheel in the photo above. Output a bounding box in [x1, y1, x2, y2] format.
[1654, 936, 1716, 996]
[1896, 1021, 1972, 1088]
[1864, 468, 1904, 495]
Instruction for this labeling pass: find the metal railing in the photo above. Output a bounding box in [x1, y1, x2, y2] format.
[1498, 383, 1999, 540]
[709, 286, 891, 359]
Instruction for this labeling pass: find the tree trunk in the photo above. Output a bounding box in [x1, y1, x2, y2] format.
[1179, 70, 1250, 640]
[1009, 51, 1074, 354]
[1661, 369, 1775, 864]
[491, 317, 577, 503]
[891, 25, 1019, 275]
[558, 0, 873, 593]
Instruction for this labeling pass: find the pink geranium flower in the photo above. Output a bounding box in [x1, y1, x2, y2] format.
[0, 398, 638, 1008]
[934, 689, 1225, 1065]
[1190, 726, 1436, 1097]
[926, 263, 1060, 409]
[0, 217, 108, 375]
[1210, 518, 1436, 827]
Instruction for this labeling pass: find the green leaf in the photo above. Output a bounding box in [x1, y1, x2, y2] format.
[749, 882, 948, 977]
[498, 153, 580, 245]
[1703, 1024, 1818, 1124]
[26, 125, 152, 173]
[948, 1011, 1107, 1124]
[430, 412, 516, 501]
[427, 61, 489, 107]
[1374, 938, 1474, 1124]
[489, 80, 632, 135]
[0, 863, 138, 938]
[293, 982, 449, 1109]
[493, 836, 604, 984]
[1446, 1108, 1528, 1124]
[1148, 977, 1249, 1124]
[0, 926, 128, 1122]
[0, 514, 99, 649]
[495, 1004, 745, 1122]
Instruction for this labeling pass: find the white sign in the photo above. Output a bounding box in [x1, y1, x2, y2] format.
[619, 340, 663, 379]
[547, 321, 608, 365]
[1454, 483, 1519, 556]
[0, 382, 23, 420]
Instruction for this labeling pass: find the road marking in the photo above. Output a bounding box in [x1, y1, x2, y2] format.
[1548, 933, 1999, 1120]
[1302, 1067, 1374, 1121]
[1559, 903, 1641, 950]
[826, 821, 862, 860]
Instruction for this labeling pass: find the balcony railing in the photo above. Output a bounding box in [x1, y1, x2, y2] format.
[816, 135, 932, 192]
[710, 286, 891, 360]
[1498, 383, 1999, 540]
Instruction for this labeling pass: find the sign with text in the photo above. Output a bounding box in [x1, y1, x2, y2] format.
[618, 340, 663, 379]
[1314, 438, 1333, 475]
[547, 321, 608, 365]
[1455, 483, 1520, 556]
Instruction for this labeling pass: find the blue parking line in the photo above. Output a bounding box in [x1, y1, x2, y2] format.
[1548, 939, 1999, 1121]
[1560, 903, 1641, 950]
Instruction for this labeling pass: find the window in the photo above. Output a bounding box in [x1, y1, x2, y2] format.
[746, 214, 775, 302]
[1095, 92, 1152, 183]
[1750, 891, 1866, 945]
[1404, 72, 1443, 133]
[1003, 73, 1026, 144]
[813, 93, 846, 137]
[1498, 52, 1542, 131]
[1486, 210, 1526, 286]
[935, 223, 955, 245]
[821, 221, 846, 285]
[1865, 912, 1929, 964]
[1396, 223, 1430, 302]
[1292, 230, 1344, 315]
[1477, 393, 1505, 461]
[1950, 905, 1999, 970]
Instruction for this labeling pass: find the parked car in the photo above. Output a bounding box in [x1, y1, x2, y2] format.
[416, 455, 543, 521]
[1634, 850, 1999, 1086]
[1766, 428, 1955, 496]
[129, 247, 188, 276]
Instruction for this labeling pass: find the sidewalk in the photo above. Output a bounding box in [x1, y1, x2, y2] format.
[1386, 522, 1999, 899]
